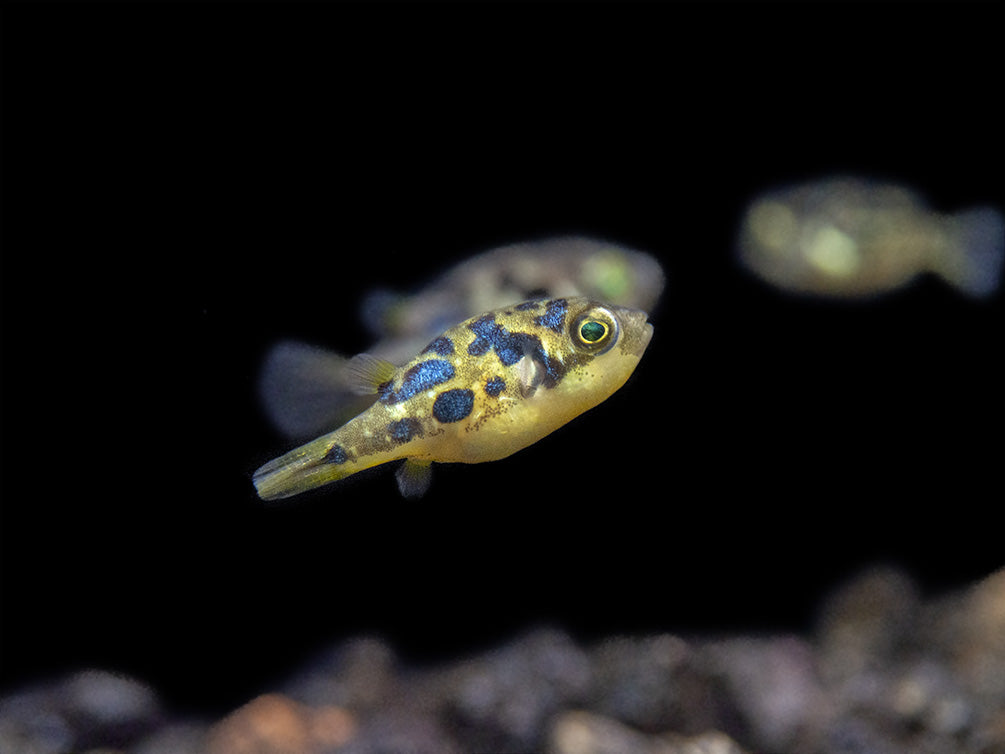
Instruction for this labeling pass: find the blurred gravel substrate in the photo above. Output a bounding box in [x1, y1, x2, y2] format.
[2, 565, 1003, 754]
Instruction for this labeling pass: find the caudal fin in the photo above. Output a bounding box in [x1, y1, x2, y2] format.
[939, 207, 1005, 298]
[253, 432, 352, 501]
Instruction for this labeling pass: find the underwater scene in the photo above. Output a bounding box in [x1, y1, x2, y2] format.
[2, 5, 1002, 753]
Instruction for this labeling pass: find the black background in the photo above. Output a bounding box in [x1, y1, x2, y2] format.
[2, 4, 1002, 715]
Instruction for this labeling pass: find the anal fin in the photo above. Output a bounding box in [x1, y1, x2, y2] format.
[395, 459, 432, 499]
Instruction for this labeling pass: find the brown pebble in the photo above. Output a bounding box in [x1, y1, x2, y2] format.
[205, 693, 355, 754]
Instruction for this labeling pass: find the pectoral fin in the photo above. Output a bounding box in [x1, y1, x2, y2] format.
[517, 348, 545, 397]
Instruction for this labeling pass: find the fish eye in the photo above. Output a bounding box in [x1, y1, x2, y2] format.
[580, 320, 608, 342]
[572, 308, 619, 353]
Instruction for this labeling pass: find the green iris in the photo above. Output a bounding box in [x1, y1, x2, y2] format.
[580, 320, 607, 342]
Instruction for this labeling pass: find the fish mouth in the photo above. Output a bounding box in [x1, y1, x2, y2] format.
[641, 320, 654, 348]
[637, 320, 654, 355]
[612, 305, 654, 357]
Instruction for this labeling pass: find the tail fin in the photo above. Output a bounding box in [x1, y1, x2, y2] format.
[939, 207, 1005, 298]
[253, 431, 354, 501]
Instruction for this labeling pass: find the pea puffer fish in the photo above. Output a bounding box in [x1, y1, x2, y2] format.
[253, 296, 653, 500]
[259, 236, 665, 441]
[737, 176, 1004, 298]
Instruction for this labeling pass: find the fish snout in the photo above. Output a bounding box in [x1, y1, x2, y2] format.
[612, 305, 654, 357]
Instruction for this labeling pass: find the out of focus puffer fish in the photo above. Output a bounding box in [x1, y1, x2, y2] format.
[361, 236, 664, 360]
[254, 296, 653, 500]
[737, 177, 1004, 298]
[259, 236, 664, 440]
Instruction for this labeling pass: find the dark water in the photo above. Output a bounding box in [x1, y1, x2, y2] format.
[2, 3, 1002, 717]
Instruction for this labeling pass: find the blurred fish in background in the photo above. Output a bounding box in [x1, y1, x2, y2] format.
[736, 177, 1004, 299]
[259, 236, 665, 440]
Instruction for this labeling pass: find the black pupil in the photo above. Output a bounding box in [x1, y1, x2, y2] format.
[581, 321, 606, 342]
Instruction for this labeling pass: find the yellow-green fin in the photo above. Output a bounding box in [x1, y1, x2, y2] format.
[252, 431, 349, 501]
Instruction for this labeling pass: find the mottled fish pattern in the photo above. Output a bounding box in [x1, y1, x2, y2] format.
[253, 296, 653, 500]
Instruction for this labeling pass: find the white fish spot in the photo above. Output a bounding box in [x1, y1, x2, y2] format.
[805, 225, 861, 278]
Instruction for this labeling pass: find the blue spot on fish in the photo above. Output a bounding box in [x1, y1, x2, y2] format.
[467, 315, 567, 387]
[433, 388, 474, 423]
[422, 336, 455, 356]
[485, 376, 506, 397]
[515, 300, 542, 311]
[324, 444, 348, 464]
[467, 316, 536, 366]
[388, 418, 423, 444]
[381, 359, 455, 405]
[534, 298, 568, 333]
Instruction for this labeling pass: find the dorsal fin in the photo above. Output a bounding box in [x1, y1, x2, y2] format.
[346, 353, 398, 395]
